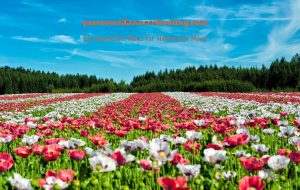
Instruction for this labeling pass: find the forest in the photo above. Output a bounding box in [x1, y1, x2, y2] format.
[0, 53, 299, 94]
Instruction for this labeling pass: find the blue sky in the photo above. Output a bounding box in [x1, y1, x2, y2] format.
[1, 0, 300, 82]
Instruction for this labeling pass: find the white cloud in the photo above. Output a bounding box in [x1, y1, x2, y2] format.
[223, 44, 231, 50]
[49, 35, 77, 44]
[256, 0, 300, 64]
[68, 48, 145, 68]
[58, 18, 67, 23]
[12, 35, 78, 44]
[185, 2, 287, 21]
[21, 0, 55, 13]
[12, 36, 44, 42]
[182, 0, 300, 67]
[56, 49, 77, 60]
[55, 55, 71, 60]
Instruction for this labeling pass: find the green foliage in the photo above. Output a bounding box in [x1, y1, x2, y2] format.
[191, 80, 256, 92]
[0, 53, 299, 93]
[52, 88, 84, 93]
[131, 53, 300, 92]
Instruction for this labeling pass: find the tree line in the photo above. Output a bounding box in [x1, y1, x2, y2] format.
[0, 53, 299, 94]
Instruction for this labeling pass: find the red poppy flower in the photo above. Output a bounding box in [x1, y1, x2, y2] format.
[111, 151, 126, 165]
[293, 120, 300, 126]
[239, 176, 265, 190]
[280, 112, 288, 117]
[43, 151, 60, 161]
[260, 155, 271, 164]
[42, 145, 62, 161]
[89, 134, 107, 146]
[157, 176, 190, 190]
[33, 144, 45, 155]
[80, 130, 89, 137]
[45, 170, 57, 178]
[213, 124, 226, 133]
[115, 130, 127, 137]
[58, 169, 74, 182]
[206, 143, 223, 150]
[139, 159, 152, 170]
[223, 134, 249, 147]
[38, 178, 46, 188]
[171, 153, 190, 165]
[184, 140, 200, 155]
[278, 148, 291, 157]
[43, 144, 64, 153]
[0, 153, 14, 172]
[272, 118, 279, 125]
[44, 138, 66, 145]
[240, 157, 264, 171]
[289, 152, 300, 163]
[68, 150, 85, 160]
[14, 146, 32, 158]
[25, 117, 31, 123]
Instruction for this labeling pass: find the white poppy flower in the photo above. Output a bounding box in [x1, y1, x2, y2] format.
[251, 144, 269, 154]
[89, 154, 116, 172]
[236, 127, 249, 135]
[258, 169, 277, 180]
[222, 171, 237, 179]
[233, 150, 251, 158]
[149, 139, 177, 162]
[262, 128, 275, 135]
[288, 136, 300, 145]
[0, 135, 12, 143]
[203, 148, 227, 164]
[138, 117, 147, 121]
[267, 155, 290, 172]
[44, 176, 68, 190]
[121, 139, 149, 151]
[186, 131, 203, 140]
[172, 137, 187, 145]
[249, 135, 260, 143]
[8, 173, 33, 190]
[58, 138, 85, 149]
[177, 164, 201, 179]
[278, 126, 297, 138]
[194, 119, 206, 127]
[22, 135, 39, 146]
[278, 120, 289, 126]
[26, 121, 37, 129]
[159, 135, 173, 142]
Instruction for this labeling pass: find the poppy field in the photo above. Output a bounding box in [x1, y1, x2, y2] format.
[1, 92, 300, 190]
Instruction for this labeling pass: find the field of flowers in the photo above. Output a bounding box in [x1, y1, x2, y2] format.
[0, 92, 300, 190]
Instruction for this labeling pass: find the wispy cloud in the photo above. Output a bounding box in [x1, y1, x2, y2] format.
[183, 0, 300, 67]
[56, 49, 77, 60]
[67, 48, 148, 68]
[12, 35, 79, 44]
[12, 36, 44, 42]
[185, 3, 287, 21]
[256, 0, 300, 62]
[49, 35, 77, 44]
[58, 18, 67, 23]
[20, 0, 55, 13]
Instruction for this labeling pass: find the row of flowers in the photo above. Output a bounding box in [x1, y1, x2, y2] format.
[166, 92, 300, 120]
[0, 93, 132, 124]
[194, 92, 300, 104]
[0, 93, 86, 105]
[0, 92, 300, 189]
[0, 93, 48, 101]
[0, 93, 107, 112]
